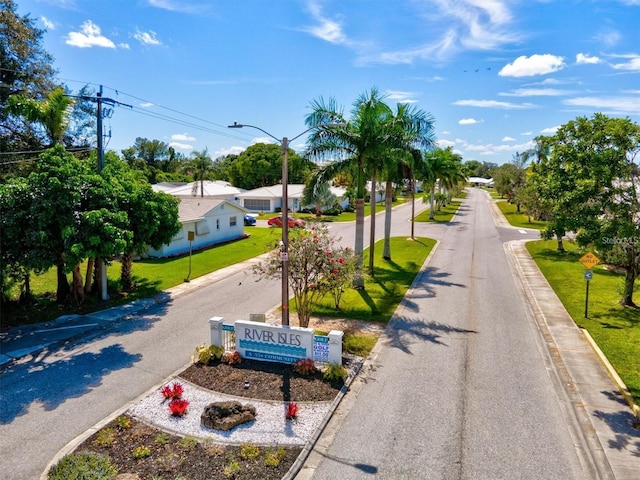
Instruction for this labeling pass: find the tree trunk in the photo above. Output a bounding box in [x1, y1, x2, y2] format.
[368, 174, 377, 275]
[429, 185, 436, 220]
[382, 180, 393, 260]
[353, 197, 365, 289]
[84, 257, 95, 294]
[121, 252, 134, 290]
[556, 233, 565, 252]
[56, 259, 70, 302]
[410, 182, 415, 240]
[72, 264, 84, 306]
[620, 267, 637, 307]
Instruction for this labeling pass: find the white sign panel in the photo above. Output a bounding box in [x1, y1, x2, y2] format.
[234, 320, 314, 364]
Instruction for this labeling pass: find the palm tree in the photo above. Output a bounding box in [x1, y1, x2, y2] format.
[419, 147, 464, 220]
[522, 135, 550, 164]
[186, 148, 213, 197]
[305, 89, 391, 287]
[6, 86, 73, 145]
[379, 104, 436, 261]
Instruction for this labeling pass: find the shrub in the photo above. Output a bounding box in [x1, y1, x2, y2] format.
[191, 344, 224, 365]
[178, 436, 199, 449]
[160, 381, 184, 400]
[240, 443, 261, 460]
[293, 358, 317, 376]
[222, 350, 242, 365]
[323, 362, 348, 382]
[224, 459, 241, 478]
[94, 428, 117, 447]
[264, 446, 287, 467]
[115, 415, 131, 430]
[285, 402, 299, 420]
[169, 399, 190, 416]
[154, 432, 170, 445]
[48, 451, 118, 480]
[132, 445, 151, 459]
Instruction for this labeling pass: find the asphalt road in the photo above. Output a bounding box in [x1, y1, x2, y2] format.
[303, 189, 589, 479]
[0, 196, 427, 479]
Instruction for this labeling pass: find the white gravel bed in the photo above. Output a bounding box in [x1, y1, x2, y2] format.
[128, 379, 332, 446]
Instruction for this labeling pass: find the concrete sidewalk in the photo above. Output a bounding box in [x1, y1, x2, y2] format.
[504, 240, 640, 479]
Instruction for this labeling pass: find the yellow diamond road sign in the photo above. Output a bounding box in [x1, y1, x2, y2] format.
[580, 252, 600, 269]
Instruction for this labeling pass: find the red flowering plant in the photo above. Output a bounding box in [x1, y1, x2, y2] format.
[253, 223, 357, 327]
[168, 399, 190, 417]
[293, 358, 317, 376]
[285, 402, 299, 420]
[160, 381, 184, 400]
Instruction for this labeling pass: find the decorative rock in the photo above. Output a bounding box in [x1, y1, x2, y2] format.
[201, 401, 257, 431]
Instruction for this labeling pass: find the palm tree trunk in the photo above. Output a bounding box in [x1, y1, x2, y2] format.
[382, 180, 393, 260]
[429, 184, 436, 220]
[354, 197, 365, 288]
[368, 174, 377, 275]
[121, 252, 134, 290]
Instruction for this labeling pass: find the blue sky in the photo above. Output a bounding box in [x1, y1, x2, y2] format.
[16, 0, 640, 165]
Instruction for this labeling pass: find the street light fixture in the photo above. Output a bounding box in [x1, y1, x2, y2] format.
[228, 122, 313, 326]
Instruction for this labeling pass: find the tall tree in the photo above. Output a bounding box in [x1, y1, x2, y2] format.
[185, 148, 213, 197]
[305, 90, 391, 287]
[380, 103, 436, 261]
[0, 0, 57, 163]
[533, 113, 640, 305]
[418, 147, 463, 220]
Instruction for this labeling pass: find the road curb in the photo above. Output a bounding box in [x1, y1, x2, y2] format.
[581, 329, 640, 422]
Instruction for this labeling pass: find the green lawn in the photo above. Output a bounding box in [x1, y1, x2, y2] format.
[414, 200, 462, 223]
[495, 200, 547, 230]
[310, 237, 437, 323]
[526, 240, 640, 403]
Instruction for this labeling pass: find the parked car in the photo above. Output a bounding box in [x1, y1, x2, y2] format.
[267, 216, 306, 228]
[244, 214, 256, 226]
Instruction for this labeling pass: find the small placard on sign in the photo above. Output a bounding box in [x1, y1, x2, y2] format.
[584, 270, 593, 281]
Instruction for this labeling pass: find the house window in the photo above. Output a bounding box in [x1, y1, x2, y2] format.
[216, 218, 220, 230]
[230, 216, 237, 227]
[195, 220, 210, 235]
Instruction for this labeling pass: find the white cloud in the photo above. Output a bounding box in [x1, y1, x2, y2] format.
[66, 21, 116, 48]
[385, 90, 419, 103]
[169, 142, 193, 151]
[302, 0, 347, 44]
[576, 53, 601, 65]
[140, 102, 154, 108]
[172, 133, 196, 141]
[252, 136, 276, 145]
[134, 29, 162, 46]
[499, 54, 565, 77]
[502, 136, 515, 142]
[593, 29, 621, 48]
[459, 118, 479, 125]
[437, 138, 456, 148]
[520, 131, 533, 136]
[41, 16, 55, 30]
[499, 88, 570, 97]
[147, 0, 208, 14]
[564, 96, 640, 113]
[610, 56, 640, 71]
[217, 146, 247, 156]
[540, 126, 559, 134]
[454, 99, 534, 109]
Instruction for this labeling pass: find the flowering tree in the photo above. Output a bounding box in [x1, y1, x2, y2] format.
[253, 223, 356, 327]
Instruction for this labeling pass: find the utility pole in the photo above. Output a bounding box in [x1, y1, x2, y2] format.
[82, 85, 131, 300]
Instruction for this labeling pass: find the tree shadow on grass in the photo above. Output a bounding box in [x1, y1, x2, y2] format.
[0, 343, 142, 424]
[384, 316, 477, 354]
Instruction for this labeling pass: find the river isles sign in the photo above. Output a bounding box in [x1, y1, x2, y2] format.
[208, 317, 344, 365]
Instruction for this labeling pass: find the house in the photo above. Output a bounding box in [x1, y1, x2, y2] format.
[467, 177, 494, 187]
[236, 184, 350, 213]
[152, 180, 245, 201]
[145, 198, 248, 258]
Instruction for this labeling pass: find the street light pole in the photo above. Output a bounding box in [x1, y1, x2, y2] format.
[228, 122, 304, 326]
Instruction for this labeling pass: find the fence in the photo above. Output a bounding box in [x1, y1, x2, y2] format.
[209, 316, 343, 365]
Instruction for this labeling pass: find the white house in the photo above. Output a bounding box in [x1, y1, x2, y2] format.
[467, 177, 494, 187]
[236, 184, 349, 213]
[145, 198, 248, 258]
[152, 180, 245, 201]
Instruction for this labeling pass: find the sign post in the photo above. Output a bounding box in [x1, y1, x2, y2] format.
[185, 231, 195, 282]
[579, 252, 600, 318]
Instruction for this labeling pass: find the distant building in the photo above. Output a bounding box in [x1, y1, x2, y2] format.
[467, 177, 494, 187]
[236, 184, 349, 213]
